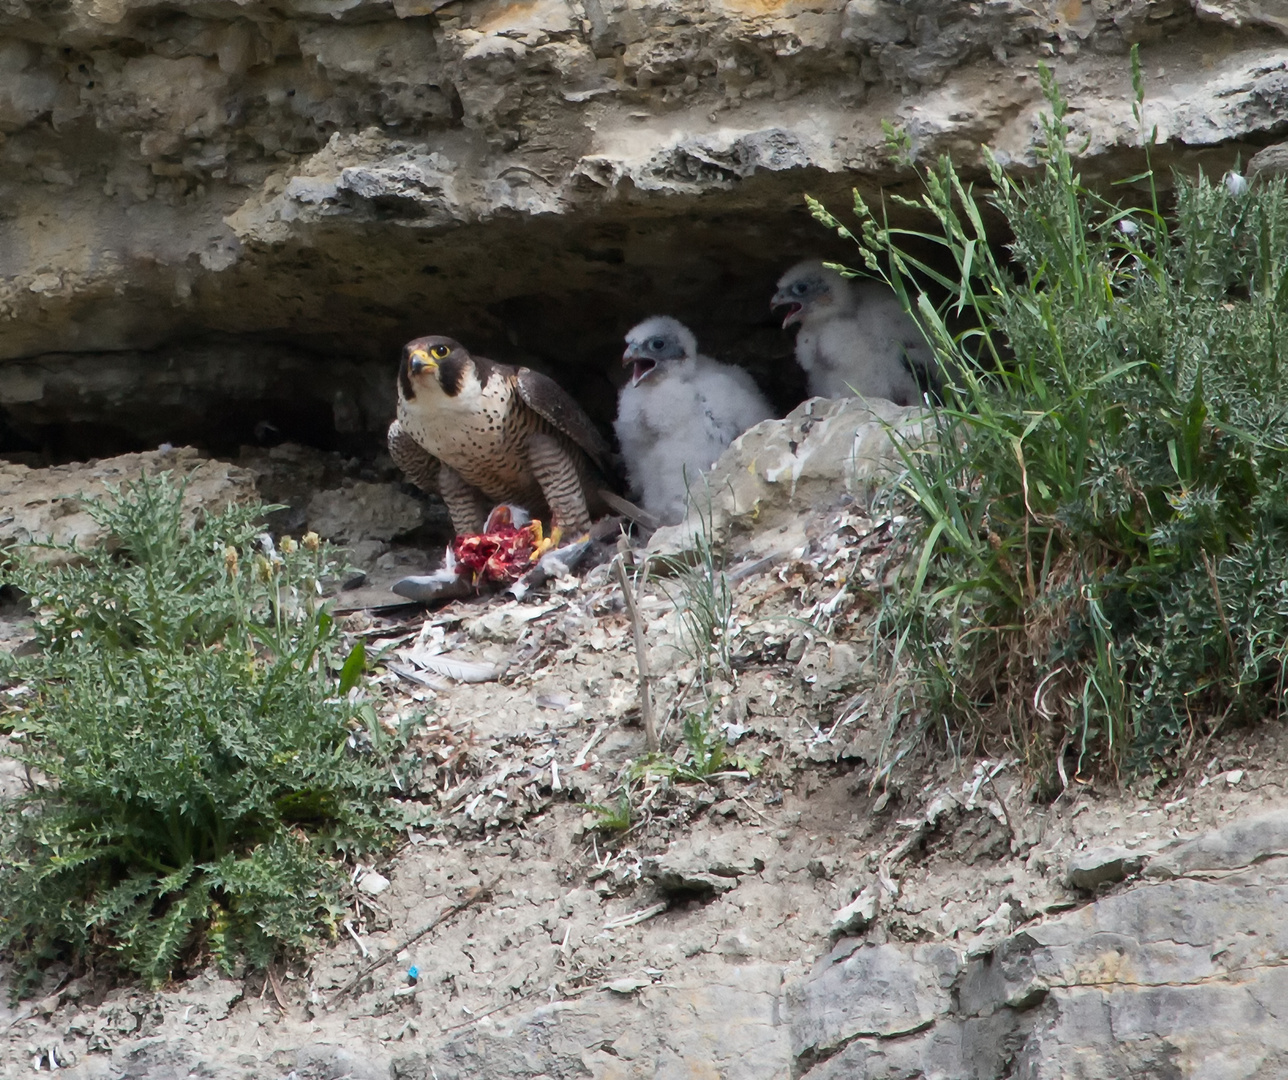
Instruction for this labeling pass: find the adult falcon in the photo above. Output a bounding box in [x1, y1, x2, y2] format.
[388, 335, 612, 538]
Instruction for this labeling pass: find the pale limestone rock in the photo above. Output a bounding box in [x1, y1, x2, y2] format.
[644, 830, 778, 895]
[1064, 846, 1147, 891]
[305, 479, 426, 543]
[0, 447, 255, 564]
[1, 0, 1284, 399]
[649, 396, 931, 559]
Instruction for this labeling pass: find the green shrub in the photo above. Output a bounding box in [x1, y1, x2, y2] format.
[815, 52, 1288, 781]
[0, 475, 402, 995]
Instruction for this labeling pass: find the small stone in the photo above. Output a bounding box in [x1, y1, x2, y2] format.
[603, 975, 651, 994]
[358, 870, 391, 896]
[1065, 847, 1146, 891]
[831, 885, 879, 936]
[1225, 769, 1245, 787]
[28, 273, 62, 294]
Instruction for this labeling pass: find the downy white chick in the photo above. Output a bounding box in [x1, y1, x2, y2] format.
[614, 316, 774, 527]
[772, 260, 938, 405]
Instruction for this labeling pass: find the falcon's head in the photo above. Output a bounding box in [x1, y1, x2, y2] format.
[400, 335, 479, 401]
[771, 260, 852, 329]
[622, 316, 698, 387]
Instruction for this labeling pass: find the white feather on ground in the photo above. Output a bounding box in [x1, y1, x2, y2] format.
[615, 315, 775, 527]
[772, 259, 938, 405]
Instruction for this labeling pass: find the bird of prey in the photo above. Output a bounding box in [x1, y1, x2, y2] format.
[614, 316, 775, 527]
[388, 335, 612, 538]
[771, 260, 939, 405]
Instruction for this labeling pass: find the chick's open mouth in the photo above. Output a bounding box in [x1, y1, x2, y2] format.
[630, 358, 657, 386]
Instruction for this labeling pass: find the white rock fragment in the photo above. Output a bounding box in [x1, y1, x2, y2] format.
[357, 870, 391, 896]
[831, 885, 879, 936]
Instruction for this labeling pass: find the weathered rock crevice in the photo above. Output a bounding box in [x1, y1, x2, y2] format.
[786, 812, 1288, 1079]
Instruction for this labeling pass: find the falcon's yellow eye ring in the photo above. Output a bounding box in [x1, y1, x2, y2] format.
[430, 344, 451, 360]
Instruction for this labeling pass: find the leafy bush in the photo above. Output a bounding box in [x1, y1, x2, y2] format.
[816, 53, 1288, 781]
[0, 475, 401, 995]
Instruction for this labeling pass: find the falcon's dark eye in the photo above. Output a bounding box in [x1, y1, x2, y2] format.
[791, 281, 810, 297]
[648, 337, 667, 352]
[430, 344, 451, 360]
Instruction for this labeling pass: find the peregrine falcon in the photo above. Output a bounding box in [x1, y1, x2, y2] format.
[614, 316, 775, 527]
[388, 335, 611, 537]
[771, 260, 939, 405]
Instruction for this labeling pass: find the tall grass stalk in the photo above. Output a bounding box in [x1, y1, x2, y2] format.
[816, 51, 1288, 780]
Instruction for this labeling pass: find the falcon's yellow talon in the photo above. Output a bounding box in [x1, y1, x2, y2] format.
[531, 524, 561, 560]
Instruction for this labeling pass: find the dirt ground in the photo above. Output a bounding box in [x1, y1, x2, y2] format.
[3, 464, 1288, 1078]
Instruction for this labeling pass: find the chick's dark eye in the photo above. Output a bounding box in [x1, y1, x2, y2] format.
[430, 344, 450, 360]
[791, 282, 809, 296]
[649, 338, 667, 351]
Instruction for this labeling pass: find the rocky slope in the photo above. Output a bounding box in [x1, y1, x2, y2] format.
[4, 0, 1288, 454]
[5, 2, 1288, 1074]
[4, 406, 1288, 1079]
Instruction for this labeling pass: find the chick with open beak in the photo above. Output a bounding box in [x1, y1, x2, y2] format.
[772, 259, 940, 405]
[613, 316, 775, 527]
[621, 319, 690, 386]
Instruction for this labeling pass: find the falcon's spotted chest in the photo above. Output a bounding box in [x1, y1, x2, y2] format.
[389, 336, 610, 537]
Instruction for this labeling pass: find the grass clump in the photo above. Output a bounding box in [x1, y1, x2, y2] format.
[628, 705, 758, 785]
[0, 475, 403, 995]
[816, 51, 1288, 781]
[653, 501, 736, 683]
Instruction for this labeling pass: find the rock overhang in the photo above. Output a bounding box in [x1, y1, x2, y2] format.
[1, 0, 1287, 456]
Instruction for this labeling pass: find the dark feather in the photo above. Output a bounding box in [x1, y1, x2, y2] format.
[398, 345, 416, 401]
[515, 367, 609, 470]
[437, 353, 473, 397]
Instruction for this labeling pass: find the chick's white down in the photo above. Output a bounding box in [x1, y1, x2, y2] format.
[614, 316, 774, 527]
[774, 259, 937, 405]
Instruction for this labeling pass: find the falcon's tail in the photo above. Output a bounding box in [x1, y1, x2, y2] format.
[598, 489, 662, 533]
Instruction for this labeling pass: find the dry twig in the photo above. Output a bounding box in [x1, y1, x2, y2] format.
[614, 556, 659, 752]
[327, 880, 496, 1006]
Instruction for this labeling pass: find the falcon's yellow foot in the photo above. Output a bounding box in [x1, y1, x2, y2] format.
[531, 523, 561, 561]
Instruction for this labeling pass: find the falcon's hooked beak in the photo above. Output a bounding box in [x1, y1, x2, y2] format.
[408, 348, 438, 376]
[771, 295, 804, 329]
[622, 345, 658, 387]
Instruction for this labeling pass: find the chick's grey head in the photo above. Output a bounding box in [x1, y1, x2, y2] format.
[772, 260, 851, 328]
[622, 316, 698, 387]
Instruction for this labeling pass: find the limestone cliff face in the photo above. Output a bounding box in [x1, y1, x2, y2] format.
[1, 0, 1286, 452]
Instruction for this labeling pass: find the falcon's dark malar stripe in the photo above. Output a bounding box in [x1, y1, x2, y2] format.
[438, 354, 472, 397]
[398, 346, 416, 401]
